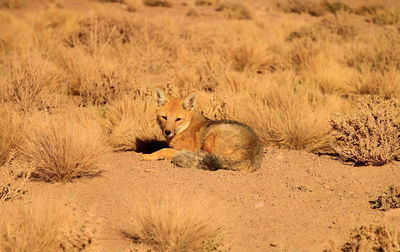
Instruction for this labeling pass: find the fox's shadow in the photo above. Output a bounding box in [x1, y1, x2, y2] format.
[135, 138, 169, 154]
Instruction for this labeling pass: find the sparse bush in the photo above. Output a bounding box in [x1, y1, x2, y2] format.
[370, 186, 400, 211]
[277, 0, 327, 16]
[0, 198, 98, 252]
[195, 0, 215, 6]
[19, 113, 106, 182]
[143, 0, 172, 8]
[215, 1, 253, 20]
[326, 222, 400, 252]
[330, 96, 400, 166]
[0, 0, 25, 8]
[0, 162, 30, 205]
[102, 93, 162, 151]
[131, 194, 225, 251]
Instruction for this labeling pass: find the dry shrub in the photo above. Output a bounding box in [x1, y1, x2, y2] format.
[370, 186, 400, 211]
[195, 0, 215, 6]
[0, 0, 25, 8]
[0, 197, 98, 252]
[330, 96, 400, 166]
[0, 54, 66, 112]
[277, 0, 327, 16]
[326, 222, 400, 252]
[355, 4, 400, 25]
[227, 83, 337, 152]
[143, 0, 172, 8]
[102, 93, 162, 151]
[0, 162, 30, 205]
[132, 194, 225, 251]
[19, 112, 106, 182]
[287, 16, 358, 43]
[215, 1, 253, 20]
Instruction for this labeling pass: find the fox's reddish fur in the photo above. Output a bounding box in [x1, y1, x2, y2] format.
[142, 88, 263, 172]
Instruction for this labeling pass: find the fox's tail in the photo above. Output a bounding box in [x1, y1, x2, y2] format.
[171, 150, 260, 172]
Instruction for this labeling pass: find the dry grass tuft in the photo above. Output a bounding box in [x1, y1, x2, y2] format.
[215, 1, 253, 20]
[102, 93, 162, 151]
[0, 105, 22, 166]
[131, 194, 225, 251]
[0, 197, 98, 252]
[143, 0, 172, 8]
[330, 96, 400, 166]
[228, 83, 338, 153]
[124, 0, 142, 12]
[19, 112, 106, 182]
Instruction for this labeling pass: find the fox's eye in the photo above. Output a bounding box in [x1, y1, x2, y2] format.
[161, 116, 167, 120]
[176, 118, 181, 122]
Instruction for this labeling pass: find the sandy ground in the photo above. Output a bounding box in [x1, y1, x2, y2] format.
[25, 148, 400, 251]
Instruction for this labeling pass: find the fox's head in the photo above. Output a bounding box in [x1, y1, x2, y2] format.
[154, 88, 196, 139]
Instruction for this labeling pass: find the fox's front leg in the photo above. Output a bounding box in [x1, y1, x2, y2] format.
[142, 148, 180, 161]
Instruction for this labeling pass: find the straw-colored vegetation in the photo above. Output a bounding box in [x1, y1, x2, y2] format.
[0, 197, 98, 252]
[1, 0, 400, 249]
[331, 96, 400, 165]
[130, 194, 225, 251]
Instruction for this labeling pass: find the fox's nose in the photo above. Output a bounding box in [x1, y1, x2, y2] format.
[164, 130, 171, 136]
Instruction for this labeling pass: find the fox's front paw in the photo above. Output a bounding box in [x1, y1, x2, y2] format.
[142, 153, 160, 161]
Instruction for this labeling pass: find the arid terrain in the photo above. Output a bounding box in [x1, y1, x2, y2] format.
[1, 0, 400, 251]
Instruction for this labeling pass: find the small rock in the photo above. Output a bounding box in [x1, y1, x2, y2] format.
[255, 202, 265, 209]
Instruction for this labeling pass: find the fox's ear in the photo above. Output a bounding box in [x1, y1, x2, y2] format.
[154, 88, 167, 106]
[182, 93, 196, 110]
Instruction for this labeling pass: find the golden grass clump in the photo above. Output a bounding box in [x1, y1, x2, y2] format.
[132, 194, 225, 251]
[330, 96, 400, 166]
[226, 82, 338, 153]
[124, 0, 142, 12]
[215, 1, 253, 20]
[143, 0, 172, 8]
[19, 113, 106, 182]
[348, 67, 400, 99]
[0, 198, 98, 252]
[102, 93, 162, 151]
[0, 11, 34, 55]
